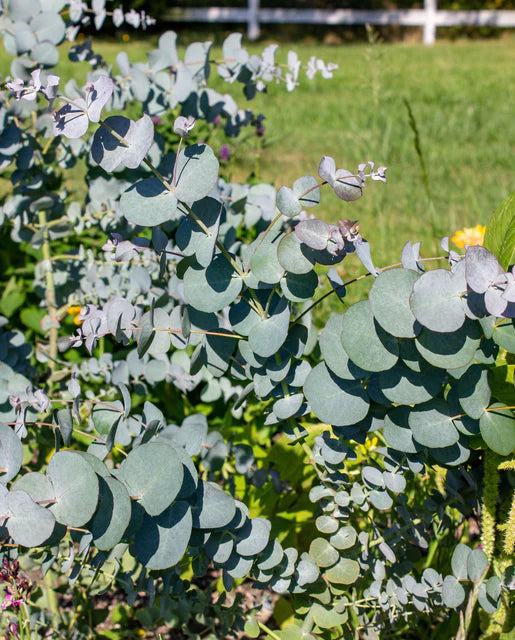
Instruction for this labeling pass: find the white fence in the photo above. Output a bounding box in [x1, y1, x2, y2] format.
[166, 0, 515, 45]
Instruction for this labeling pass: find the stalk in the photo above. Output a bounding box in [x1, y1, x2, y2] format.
[38, 210, 59, 387]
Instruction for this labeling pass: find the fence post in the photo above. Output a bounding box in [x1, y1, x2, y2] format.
[248, 0, 260, 40]
[423, 0, 437, 45]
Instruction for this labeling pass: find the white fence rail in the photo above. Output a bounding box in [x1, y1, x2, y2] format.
[165, 0, 515, 45]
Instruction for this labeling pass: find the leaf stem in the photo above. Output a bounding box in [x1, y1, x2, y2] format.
[257, 621, 281, 640]
[455, 561, 490, 640]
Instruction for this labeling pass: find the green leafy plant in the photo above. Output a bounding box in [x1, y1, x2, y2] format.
[0, 1, 513, 639]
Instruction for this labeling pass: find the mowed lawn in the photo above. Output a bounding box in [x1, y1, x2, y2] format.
[1, 34, 514, 277]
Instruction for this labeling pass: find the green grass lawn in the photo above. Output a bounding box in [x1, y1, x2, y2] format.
[1, 33, 514, 280]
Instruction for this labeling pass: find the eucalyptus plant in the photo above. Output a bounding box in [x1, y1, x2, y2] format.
[0, 1, 514, 638]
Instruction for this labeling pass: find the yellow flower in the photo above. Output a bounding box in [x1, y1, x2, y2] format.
[67, 305, 83, 326]
[451, 224, 486, 249]
[122, 33, 130, 42]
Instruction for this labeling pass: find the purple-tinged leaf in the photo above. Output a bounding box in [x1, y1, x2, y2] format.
[318, 156, 335, 183]
[332, 168, 362, 202]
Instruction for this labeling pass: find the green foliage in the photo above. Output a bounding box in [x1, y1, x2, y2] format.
[0, 2, 513, 639]
[485, 190, 515, 269]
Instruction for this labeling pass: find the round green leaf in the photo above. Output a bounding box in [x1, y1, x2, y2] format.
[192, 480, 236, 529]
[0, 423, 23, 484]
[90, 476, 131, 551]
[276, 186, 302, 217]
[319, 315, 369, 380]
[332, 168, 362, 202]
[31, 41, 58, 66]
[457, 365, 491, 419]
[324, 557, 360, 585]
[248, 297, 290, 358]
[409, 398, 460, 448]
[279, 624, 315, 640]
[281, 271, 318, 303]
[120, 178, 178, 227]
[91, 115, 154, 173]
[296, 556, 320, 586]
[452, 543, 471, 581]
[442, 575, 466, 608]
[369, 489, 393, 510]
[257, 539, 284, 571]
[277, 232, 315, 275]
[249, 230, 285, 284]
[6, 490, 56, 547]
[415, 320, 482, 370]
[174, 143, 219, 203]
[273, 393, 304, 420]
[330, 525, 357, 550]
[47, 451, 99, 527]
[430, 439, 470, 466]
[183, 255, 242, 313]
[9, 0, 40, 21]
[479, 405, 515, 455]
[312, 602, 348, 629]
[235, 517, 271, 556]
[133, 500, 192, 570]
[244, 616, 260, 638]
[212, 535, 236, 564]
[369, 268, 420, 338]
[410, 268, 466, 333]
[309, 537, 339, 568]
[467, 548, 489, 582]
[341, 301, 398, 372]
[226, 552, 254, 579]
[478, 576, 502, 614]
[92, 400, 123, 435]
[377, 364, 444, 405]
[293, 174, 320, 208]
[11, 472, 54, 501]
[120, 442, 184, 516]
[316, 515, 338, 534]
[175, 197, 222, 268]
[383, 406, 421, 454]
[383, 471, 406, 494]
[304, 362, 369, 427]
[229, 298, 261, 336]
